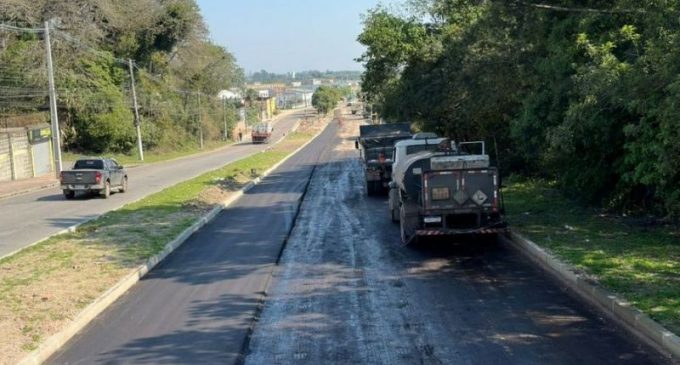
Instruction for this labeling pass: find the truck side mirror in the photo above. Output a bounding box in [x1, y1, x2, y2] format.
[355, 140, 359, 150]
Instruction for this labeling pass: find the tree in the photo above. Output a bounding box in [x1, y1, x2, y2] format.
[311, 86, 342, 115]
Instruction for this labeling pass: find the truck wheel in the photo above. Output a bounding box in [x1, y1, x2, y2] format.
[399, 205, 417, 246]
[120, 177, 128, 193]
[366, 182, 375, 196]
[391, 207, 399, 223]
[101, 181, 110, 199]
[63, 190, 75, 200]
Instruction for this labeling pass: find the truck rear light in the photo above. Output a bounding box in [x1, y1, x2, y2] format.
[95, 171, 102, 184]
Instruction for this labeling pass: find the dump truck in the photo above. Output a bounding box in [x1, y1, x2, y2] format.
[355, 123, 412, 195]
[389, 140, 506, 244]
[251, 122, 273, 143]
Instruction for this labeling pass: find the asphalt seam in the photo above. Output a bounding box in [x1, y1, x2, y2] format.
[502, 231, 680, 360]
[234, 127, 327, 365]
[17, 118, 330, 365]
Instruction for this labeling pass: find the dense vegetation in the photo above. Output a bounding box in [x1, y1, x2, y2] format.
[311, 85, 352, 114]
[0, 0, 244, 154]
[358, 0, 680, 218]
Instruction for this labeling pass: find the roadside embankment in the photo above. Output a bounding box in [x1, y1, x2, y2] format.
[504, 178, 679, 338]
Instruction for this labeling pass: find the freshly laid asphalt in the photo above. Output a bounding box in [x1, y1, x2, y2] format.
[48, 114, 670, 365]
[0, 109, 307, 258]
[47, 120, 339, 365]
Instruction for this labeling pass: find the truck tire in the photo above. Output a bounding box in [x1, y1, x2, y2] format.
[399, 204, 418, 246]
[120, 177, 128, 193]
[101, 181, 110, 199]
[366, 182, 377, 196]
[63, 189, 75, 200]
[391, 207, 399, 223]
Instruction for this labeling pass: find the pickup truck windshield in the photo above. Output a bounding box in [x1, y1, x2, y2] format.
[73, 160, 104, 170]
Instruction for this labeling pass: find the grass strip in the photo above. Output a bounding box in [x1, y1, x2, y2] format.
[0, 125, 320, 364]
[504, 178, 679, 334]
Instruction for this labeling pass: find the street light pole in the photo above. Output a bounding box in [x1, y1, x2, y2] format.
[44, 21, 62, 176]
[128, 59, 144, 161]
[223, 97, 228, 140]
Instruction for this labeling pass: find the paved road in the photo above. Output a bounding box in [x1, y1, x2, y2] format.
[0, 109, 308, 258]
[244, 118, 669, 364]
[47, 120, 340, 364]
[48, 115, 669, 365]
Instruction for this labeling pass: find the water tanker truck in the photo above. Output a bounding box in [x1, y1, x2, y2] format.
[389, 140, 506, 245]
[355, 123, 412, 195]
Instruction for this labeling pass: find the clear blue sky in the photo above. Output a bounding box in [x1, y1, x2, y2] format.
[196, 0, 395, 74]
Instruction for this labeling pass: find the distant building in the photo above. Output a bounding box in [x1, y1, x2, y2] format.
[217, 89, 242, 101]
[291, 81, 302, 87]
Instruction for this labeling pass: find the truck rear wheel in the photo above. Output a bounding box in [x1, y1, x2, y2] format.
[399, 204, 418, 246]
[391, 207, 399, 223]
[101, 181, 110, 199]
[366, 181, 378, 196]
[63, 189, 75, 200]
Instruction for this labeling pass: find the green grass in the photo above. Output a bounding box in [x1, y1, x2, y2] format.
[504, 178, 680, 334]
[62, 140, 233, 167]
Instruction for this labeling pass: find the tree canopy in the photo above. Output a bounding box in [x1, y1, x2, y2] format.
[312, 86, 343, 115]
[358, 0, 680, 217]
[0, 0, 244, 153]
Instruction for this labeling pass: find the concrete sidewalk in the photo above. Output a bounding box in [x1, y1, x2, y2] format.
[0, 174, 59, 200]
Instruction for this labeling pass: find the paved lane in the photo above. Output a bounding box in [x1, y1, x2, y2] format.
[0, 109, 307, 257]
[244, 117, 669, 365]
[47, 121, 339, 364]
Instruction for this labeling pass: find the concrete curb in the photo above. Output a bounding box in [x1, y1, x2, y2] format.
[16, 118, 330, 365]
[502, 231, 680, 360]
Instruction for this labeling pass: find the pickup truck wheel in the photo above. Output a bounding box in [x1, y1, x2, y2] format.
[101, 181, 110, 199]
[63, 189, 75, 200]
[120, 177, 128, 193]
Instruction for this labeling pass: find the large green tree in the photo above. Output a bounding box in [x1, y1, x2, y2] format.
[358, 0, 680, 217]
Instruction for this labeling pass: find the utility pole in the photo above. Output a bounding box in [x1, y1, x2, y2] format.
[223, 97, 228, 140]
[128, 59, 144, 161]
[197, 92, 204, 149]
[44, 21, 62, 176]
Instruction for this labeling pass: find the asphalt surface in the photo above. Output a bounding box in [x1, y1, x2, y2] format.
[244, 117, 670, 364]
[46, 119, 339, 365]
[48, 115, 670, 365]
[0, 109, 307, 258]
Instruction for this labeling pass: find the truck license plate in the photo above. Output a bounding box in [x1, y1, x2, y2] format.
[74, 185, 85, 189]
